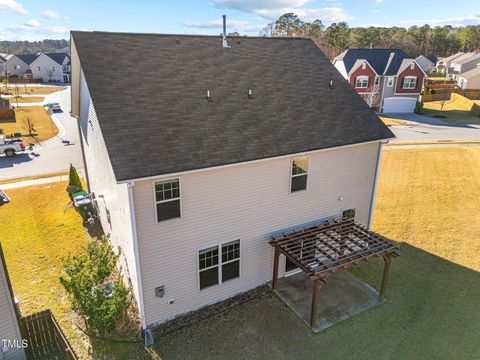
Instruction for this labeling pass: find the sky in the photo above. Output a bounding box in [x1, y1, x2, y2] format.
[0, 0, 479, 41]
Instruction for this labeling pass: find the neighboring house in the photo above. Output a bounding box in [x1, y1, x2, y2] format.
[456, 66, 480, 89]
[0, 243, 25, 360]
[415, 55, 435, 74]
[435, 52, 465, 74]
[0, 54, 7, 76]
[4, 54, 39, 77]
[30, 53, 71, 83]
[448, 52, 480, 80]
[0, 98, 10, 109]
[333, 48, 426, 113]
[70, 31, 394, 333]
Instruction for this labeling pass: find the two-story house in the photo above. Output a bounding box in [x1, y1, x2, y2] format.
[30, 53, 71, 83]
[4, 54, 39, 78]
[70, 30, 395, 337]
[0, 54, 7, 76]
[333, 48, 426, 113]
[448, 52, 480, 80]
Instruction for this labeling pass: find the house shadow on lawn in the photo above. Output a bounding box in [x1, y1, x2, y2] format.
[149, 243, 479, 360]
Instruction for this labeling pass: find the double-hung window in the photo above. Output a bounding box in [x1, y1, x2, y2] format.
[387, 77, 394, 87]
[291, 156, 309, 192]
[355, 76, 369, 88]
[155, 178, 181, 222]
[199, 240, 240, 290]
[403, 76, 417, 89]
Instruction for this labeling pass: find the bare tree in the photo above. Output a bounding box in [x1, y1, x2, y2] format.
[22, 116, 36, 137]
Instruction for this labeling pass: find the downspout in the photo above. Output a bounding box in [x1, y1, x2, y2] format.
[368, 141, 387, 229]
[127, 182, 147, 331]
[75, 116, 91, 192]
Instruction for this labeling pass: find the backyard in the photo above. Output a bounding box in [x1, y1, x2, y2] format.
[0, 146, 479, 359]
[0, 106, 58, 142]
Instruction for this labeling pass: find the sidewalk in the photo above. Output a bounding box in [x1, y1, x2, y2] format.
[1, 175, 68, 190]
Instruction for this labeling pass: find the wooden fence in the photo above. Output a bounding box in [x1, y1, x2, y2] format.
[19, 309, 78, 360]
[422, 89, 480, 102]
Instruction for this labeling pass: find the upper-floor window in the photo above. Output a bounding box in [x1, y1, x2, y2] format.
[52, 66, 55, 71]
[403, 76, 417, 89]
[355, 76, 369, 88]
[374, 76, 380, 86]
[387, 77, 394, 87]
[291, 156, 309, 192]
[37, 66, 40, 71]
[155, 178, 181, 222]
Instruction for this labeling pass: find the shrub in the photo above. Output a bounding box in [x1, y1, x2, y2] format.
[67, 163, 84, 195]
[422, 86, 436, 95]
[415, 101, 424, 114]
[60, 236, 130, 335]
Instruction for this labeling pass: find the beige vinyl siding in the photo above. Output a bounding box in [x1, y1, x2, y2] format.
[133, 141, 381, 326]
[79, 71, 141, 306]
[0, 257, 25, 360]
[4, 56, 29, 77]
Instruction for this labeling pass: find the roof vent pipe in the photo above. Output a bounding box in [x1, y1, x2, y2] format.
[222, 15, 230, 48]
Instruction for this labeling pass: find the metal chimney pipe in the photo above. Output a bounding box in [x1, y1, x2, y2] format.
[222, 15, 230, 48]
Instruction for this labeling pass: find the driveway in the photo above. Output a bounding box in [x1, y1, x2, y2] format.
[0, 86, 84, 181]
[385, 113, 480, 142]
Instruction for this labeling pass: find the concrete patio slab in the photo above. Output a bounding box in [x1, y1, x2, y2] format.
[274, 271, 382, 332]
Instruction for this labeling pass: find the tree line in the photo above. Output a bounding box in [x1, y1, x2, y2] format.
[0, 39, 69, 54]
[260, 13, 480, 59]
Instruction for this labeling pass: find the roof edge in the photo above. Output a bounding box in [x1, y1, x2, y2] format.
[117, 137, 394, 184]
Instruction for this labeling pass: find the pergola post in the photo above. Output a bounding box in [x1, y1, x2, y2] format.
[379, 254, 392, 299]
[271, 246, 280, 290]
[310, 279, 322, 328]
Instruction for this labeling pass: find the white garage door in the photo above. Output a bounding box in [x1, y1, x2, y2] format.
[383, 97, 417, 113]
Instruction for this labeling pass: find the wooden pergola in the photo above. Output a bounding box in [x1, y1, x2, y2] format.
[269, 218, 399, 328]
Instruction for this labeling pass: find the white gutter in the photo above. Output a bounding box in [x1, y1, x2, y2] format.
[368, 140, 387, 229]
[117, 138, 395, 184]
[127, 182, 147, 329]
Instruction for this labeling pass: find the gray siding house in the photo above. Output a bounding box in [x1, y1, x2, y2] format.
[0, 245, 25, 360]
[70, 31, 394, 332]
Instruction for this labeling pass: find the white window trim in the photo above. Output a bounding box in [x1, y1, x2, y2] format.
[403, 76, 417, 89]
[387, 77, 394, 87]
[197, 240, 241, 291]
[153, 177, 182, 224]
[290, 155, 310, 193]
[355, 76, 369, 88]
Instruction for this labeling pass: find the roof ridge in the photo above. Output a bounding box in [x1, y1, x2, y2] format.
[70, 30, 311, 41]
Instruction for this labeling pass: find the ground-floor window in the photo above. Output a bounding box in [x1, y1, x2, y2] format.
[199, 240, 240, 290]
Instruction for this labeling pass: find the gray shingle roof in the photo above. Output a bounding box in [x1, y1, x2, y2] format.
[15, 53, 39, 65]
[44, 52, 70, 65]
[72, 31, 394, 182]
[341, 48, 412, 76]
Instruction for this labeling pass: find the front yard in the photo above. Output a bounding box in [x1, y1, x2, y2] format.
[0, 146, 479, 359]
[3, 96, 45, 104]
[0, 106, 58, 142]
[423, 99, 480, 125]
[1, 85, 66, 95]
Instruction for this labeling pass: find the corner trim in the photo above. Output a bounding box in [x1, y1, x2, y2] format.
[368, 141, 385, 229]
[127, 182, 147, 329]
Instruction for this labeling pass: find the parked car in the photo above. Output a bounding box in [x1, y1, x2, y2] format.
[44, 102, 62, 112]
[0, 134, 32, 157]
